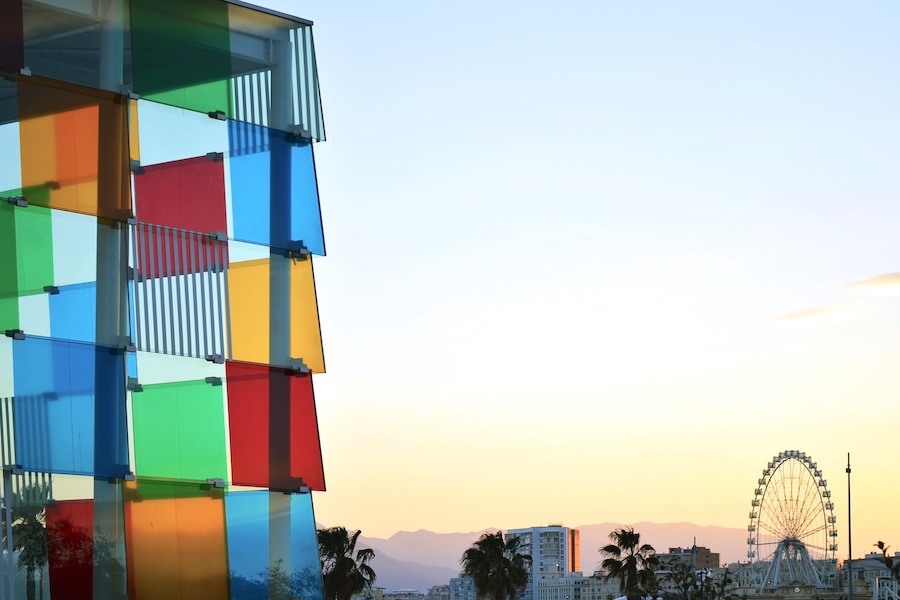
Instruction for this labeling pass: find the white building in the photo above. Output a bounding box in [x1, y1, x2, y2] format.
[450, 577, 477, 600]
[508, 526, 581, 600]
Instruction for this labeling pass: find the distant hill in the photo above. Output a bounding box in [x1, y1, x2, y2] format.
[354, 523, 746, 593]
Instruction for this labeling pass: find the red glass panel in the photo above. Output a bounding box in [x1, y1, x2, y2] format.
[133, 156, 227, 234]
[226, 361, 325, 491]
[46, 499, 93, 600]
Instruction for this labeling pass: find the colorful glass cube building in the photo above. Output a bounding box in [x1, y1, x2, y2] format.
[0, 0, 329, 597]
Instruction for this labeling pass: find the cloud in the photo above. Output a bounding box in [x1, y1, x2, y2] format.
[774, 303, 855, 322]
[845, 272, 900, 295]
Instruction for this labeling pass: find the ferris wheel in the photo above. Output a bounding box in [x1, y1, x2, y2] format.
[746, 450, 838, 589]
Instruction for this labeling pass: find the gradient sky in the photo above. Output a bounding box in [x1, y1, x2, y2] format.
[256, 1, 900, 561]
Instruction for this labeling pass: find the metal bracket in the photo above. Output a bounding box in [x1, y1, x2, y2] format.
[2, 465, 24, 476]
[206, 478, 225, 489]
[289, 358, 310, 375]
[126, 377, 143, 392]
[4, 329, 25, 341]
[205, 376, 222, 387]
[286, 243, 310, 261]
[207, 110, 227, 121]
[4, 196, 27, 207]
[207, 231, 227, 243]
[288, 126, 312, 142]
[130, 160, 144, 175]
[205, 354, 225, 365]
[19, 67, 31, 77]
[43, 285, 60, 295]
[205, 152, 224, 162]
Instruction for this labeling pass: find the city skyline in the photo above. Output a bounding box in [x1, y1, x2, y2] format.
[256, 0, 900, 558]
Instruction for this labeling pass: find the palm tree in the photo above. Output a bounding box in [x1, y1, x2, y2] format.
[460, 531, 531, 600]
[599, 527, 660, 600]
[317, 527, 377, 600]
[874, 541, 900, 582]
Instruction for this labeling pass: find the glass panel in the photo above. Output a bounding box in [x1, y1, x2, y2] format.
[46, 498, 94, 600]
[226, 5, 325, 140]
[0, 0, 24, 73]
[228, 121, 325, 255]
[133, 156, 227, 234]
[0, 471, 125, 600]
[11, 336, 127, 477]
[21, 0, 132, 93]
[129, 0, 325, 140]
[134, 100, 229, 167]
[129, 221, 229, 360]
[18, 76, 131, 221]
[0, 471, 53, 599]
[225, 361, 324, 491]
[223, 490, 324, 600]
[225, 490, 269, 596]
[18, 292, 51, 338]
[49, 282, 96, 343]
[131, 379, 227, 481]
[51, 209, 97, 287]
[0, 201, 55, 332]
[131, 351, 224, 386]
[227, 253, 324, 372]
[0, 203, 21, 331]
[130, 0, 232, 113]
[290, 492, 325, 600]
[124, 478, 229, 599]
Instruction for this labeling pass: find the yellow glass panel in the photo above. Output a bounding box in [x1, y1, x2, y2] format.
[291, 257, 324, 373]
[128, 98, 140, 163]
[228, 258, 270, 364]
[227, 256, 324, 372]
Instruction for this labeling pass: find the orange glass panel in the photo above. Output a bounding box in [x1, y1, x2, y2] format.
[124, 480, 229, 599]
[18, 76, 130, 221]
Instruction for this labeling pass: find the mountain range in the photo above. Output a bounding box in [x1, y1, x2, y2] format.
[355, 522, 747, 593]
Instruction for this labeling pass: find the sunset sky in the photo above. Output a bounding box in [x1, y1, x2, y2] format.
[258, 1, 900, 559]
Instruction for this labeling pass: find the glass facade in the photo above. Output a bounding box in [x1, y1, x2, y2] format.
[0, 0, 329, 597]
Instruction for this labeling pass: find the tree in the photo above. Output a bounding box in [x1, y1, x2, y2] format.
[460, 531, 531, 600]
[599, 527, 660, 600]
[318, 527, 377, 600]
[1, 482, 52, 600]
[874, 541, 900, 582]
[661, 559, 699, 600]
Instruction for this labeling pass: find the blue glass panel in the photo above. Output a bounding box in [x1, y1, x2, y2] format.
[291, 493, 324, 600]
[49, 282, 97, 343]
[12, 336, 127, 477]
[225, 491, 270, 597]
[228, 121, 325, 256]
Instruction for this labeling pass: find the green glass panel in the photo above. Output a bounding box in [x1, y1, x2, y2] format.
[130, 0, 232, 114]
[16, 203, 54, 296]
[0, 201, 20, 330]
[0, 197, 54, 330]
[145, 80, 232, 118]
[132, 379, 227, 481]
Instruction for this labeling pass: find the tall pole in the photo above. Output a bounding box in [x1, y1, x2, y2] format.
[847, 453, 852, 600]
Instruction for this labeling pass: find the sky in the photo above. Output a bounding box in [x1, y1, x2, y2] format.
[255, 1, 900, 561]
